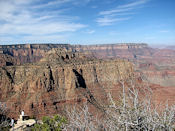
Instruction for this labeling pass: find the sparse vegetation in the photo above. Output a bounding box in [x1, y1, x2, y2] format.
[32, 115, 67, 131]
[1, 77, 175, 131]
[65, 77, 175, 131]
[0, 103, 10, 131]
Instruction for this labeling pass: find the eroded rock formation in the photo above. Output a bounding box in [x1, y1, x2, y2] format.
[0, 44, 74, 65]
[0, 48, 133, 119]
[0, 43, 175, 119]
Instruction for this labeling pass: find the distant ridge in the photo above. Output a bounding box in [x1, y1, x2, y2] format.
[0, 43, 148, 49]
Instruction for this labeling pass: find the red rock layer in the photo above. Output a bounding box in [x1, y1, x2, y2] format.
[0, 49, 133, 119]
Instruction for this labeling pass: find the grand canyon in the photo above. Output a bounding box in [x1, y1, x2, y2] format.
[0, 0, 175, 130]
[0, 43, 175, 120]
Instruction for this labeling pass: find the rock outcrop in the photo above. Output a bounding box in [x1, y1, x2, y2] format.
[0, 44, 74, 66]
[0, 43, 152, 66]
[0, 43, 175, 119]
[1, 43, 175, 88]
[0, 54, 16, 67]
[73, 43, 152, 59]
[0, 48, 133, 119]
[72, 44, 175, 87]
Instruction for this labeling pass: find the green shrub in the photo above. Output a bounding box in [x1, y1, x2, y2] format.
[32, 115, 67, 131]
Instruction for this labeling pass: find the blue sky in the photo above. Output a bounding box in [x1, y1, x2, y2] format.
[0, 0, 174, 45]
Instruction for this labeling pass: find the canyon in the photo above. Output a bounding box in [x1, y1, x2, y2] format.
[0, 43, 175, 119]
[1, 43, 175, 87]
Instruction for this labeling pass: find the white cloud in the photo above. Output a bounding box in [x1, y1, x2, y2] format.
[97, 0, 149, 26]
[32, 0, 73, 9]
[91, 6, 97, 9]
[96, 17, 130, 26]
[0, 34, 69, 44]
[159, 30, 170, 33]
[99, 8, 133, 15]
[0, 0, 88, 42]
[118, 0, 148, 8]
[86, 29, 95, 34]
[0, 22, 86, 35]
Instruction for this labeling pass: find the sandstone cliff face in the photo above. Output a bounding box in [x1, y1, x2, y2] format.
[0, 43, 175, 119]
[73, 44, 175, 87]
[0, 54, 16, 67]
[142, 71, 175, 87]
[0, 48, 133, 119]
[0, 43, 151, 66]
[1, 43, 175, 88]
[0, 44, 74, 66]
[73, 43, 152, 59]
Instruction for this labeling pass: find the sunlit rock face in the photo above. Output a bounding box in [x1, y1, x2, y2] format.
[1, 43, 175, 119]
[0, 44, 74, 66]
[0, 43, 150, 66]
[0, 48, 133, 119]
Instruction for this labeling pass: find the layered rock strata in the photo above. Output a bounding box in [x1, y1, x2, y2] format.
[0, 48, 133, 119]
[0, 43, 150, 66]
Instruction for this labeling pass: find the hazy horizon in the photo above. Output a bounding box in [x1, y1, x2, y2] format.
[0, 43, 174, 48]
[0, 0, 174, 45]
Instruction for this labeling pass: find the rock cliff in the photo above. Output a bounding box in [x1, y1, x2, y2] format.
[0, 48, 133, 119]
[1, 43, 175, 87]
[0, 43, 175, 119]
[73, 43, 152, 59]
[0, 44, 74, 66]
[0, 43, 150, 66]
